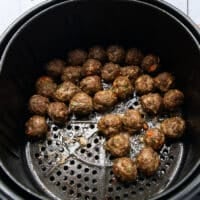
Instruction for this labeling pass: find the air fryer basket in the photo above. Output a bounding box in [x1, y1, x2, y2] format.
[0, 0, 200, 200]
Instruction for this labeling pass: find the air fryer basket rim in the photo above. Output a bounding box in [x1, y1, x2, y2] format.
[0, 0, 200, 200]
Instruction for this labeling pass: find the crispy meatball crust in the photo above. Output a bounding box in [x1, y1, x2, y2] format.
[25, 115, 48, 137]
[29, 94, 49, 115]
[140, 93, 163, 115]
[112, 76, 134, 100]
[67, 49, 87, 65]
[137, 147, 160, 176]
[80, 75, 102, 96]
[135, 75, 155, 95]
[45, 59, 65, 77]
[105, 133, 130, 157]
[141, 54, 160, 73]
[101, 62, 121, 82]
[113, 157, 137, 182]
[160, 117, 185, 138]
[88, 45, 107, 62]
[107, 45, 125, 63]
[98, 114, 122, 137]
[69, 92, 93, 115]
[125, 48, 144, 65]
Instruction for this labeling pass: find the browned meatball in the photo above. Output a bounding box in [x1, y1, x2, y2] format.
[140, 93, 163, 115]
[81, 59, 102, 77]
[69, 92, 93, 115]
[137, 147, 160, 176]
[144, 128, 165, 150]
[141, 54, 160, 73]
[53, 81, 80, 102]
[29, 95, 49, 115]
[45, 59, 65, 77]
[80, 75, 102, 96]
[163, 89, 184, 111]
[154, 72, 175, 92]
[160, 117, 185, 138]
[67, 49, 87, 65]
[101, 62, 121, 82]
[25, 115, 48, 137]
[135, 75, 155, 95]
[88, 45, 107, 62]
[105, 133, 130, 157]
[107, 45, 125, 63]
[113, 157, 137, 182]
[98, 114, 122, 137]
[61, 66, 82, 84]
[93, 90, 118, 112]
[122, 109, 144, 133]
[120, 65, 141, 84]
[47, 102, 69, 124]
[112, 76, 134, 100]
[36, 76, 57, 98]
[125, 48, 144, 65]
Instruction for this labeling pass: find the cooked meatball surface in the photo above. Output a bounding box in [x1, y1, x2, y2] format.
[80, 75, 102, 96]
[46, 59, 65, 78]
[101, 62, 121, 82]
[69, 92, 93, 115]
[88, 45, 107, 62]
[141, 54, 160, 73]
[113, 157, 137, 182]
[107, 45, 125, 63]
[144, 128, 165, 150]
[67, 49, 87, 65]
[93, 90, 118, 112]
[47, 102, 69, 124]
[140, 93, 163, 115]
[154, 72, 174, 92]
[122, 109, 144, 133]
[135, 75, 155, 95]
[112, 76, 134, 100]
[160, 117, 185, 138]
[163, 89, 184, 111]
[98, 114, 122, 137]
[29, 94, 49, 115]
[125, 48, 144, 65]
[105, 133, 130, 157]
[137, 147, 160, 176]
[53, 81, 80, 102]
[25, 115, 48, 137]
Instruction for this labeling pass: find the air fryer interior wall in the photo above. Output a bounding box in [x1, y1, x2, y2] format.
[0, 0, 200, 199]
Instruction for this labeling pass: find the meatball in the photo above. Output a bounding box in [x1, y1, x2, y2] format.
[36, 76, 57, 98]
[61, 66, 82, 84]
[101, 62, 121, 82]
[88, 45, 107, 62]
[112, 76, 134, 100]
[80, 75, 102, 96]
[125, 48, 144, 65]
[122, 109, 144, 133]
[113, 157, 137, 182]
[81, 59, 102, 77]
[107, 45, 125, 63]
[53, 81, 80, 102]
[105, 133, 130, 157]
[25, 115, 48, 137]
[163, 89, 184, 111]
[67, 49, 87, 65]
[137, 147, 160, 176]
[140, 93, 163, 115]
[45, 59, 65, 77]
[135, 74, 155, 95]
[144, 128, 165, 150]
[141, 54, 160, 73]
[69, 92, 93, 115]
[98, 114, 122, 137]
[93, 90, 118, 112]
[29, 94, 49, 115]
[154, 72, 175, 92]
[47, 102, 69, 124]
[120, 65, 141, 84]
[160, 117, 185, 138]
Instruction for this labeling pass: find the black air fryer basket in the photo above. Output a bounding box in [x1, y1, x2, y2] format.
[0, 0, 200, 200]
